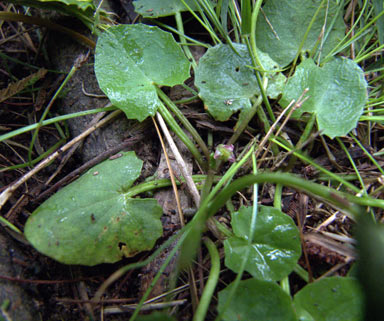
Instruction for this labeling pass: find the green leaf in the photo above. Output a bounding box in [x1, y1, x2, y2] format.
[95, 24, 191, 121]
[294, 277, 364, 321]
[256, 0, 345, 66]
[195, 43, 285, 121]
[224, 205, 301, 281]
[133, 0, 200, 17]
[280, 58, 367, 138]
[218, 278, 297, 321]
[24, 152, 163, 266]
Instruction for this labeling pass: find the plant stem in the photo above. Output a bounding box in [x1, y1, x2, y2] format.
[285, 113, 316, 171]
[294, 263, 309, 283]
[0, 105, 117, 143]
[193, 238, 220, 321]
[273, 138, 361, 193]
[28, 59, 82, 164]
[157, 103, 206, 170]
[249, 0, 264, 71]
[2, 138, 66, 172]
[207, 172, 383, 221]
[125, 175, 210, 197]
[336, 137, 367, 195]
[175, 12, 197, 70]
[256, 105, 279, 155]
[157, 87, 210, 166]
[288, 0, 326, 76]
[227, 96, 262, 146]
[129, 232, 189, 321]
[0, 217, 22, 234]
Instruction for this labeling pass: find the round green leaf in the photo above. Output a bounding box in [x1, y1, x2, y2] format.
[133, 0, 200, 17]
[95, 24, 191, 121]
[218, 278, 297, 321]
[224, 205, 301, 281]
[24, 152, 163, 266]
[195, 43, 285, 121]
[256, 0, 345, 66]
[294, 277, 364, 321]
[280, 58, 367, 138]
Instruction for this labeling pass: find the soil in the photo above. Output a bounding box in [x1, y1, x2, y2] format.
[1, 2, 383, 321]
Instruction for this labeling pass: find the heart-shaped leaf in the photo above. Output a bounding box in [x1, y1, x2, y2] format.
[218, 278, 297, 321]
[195, 43, 285, 121]
[280, 58, 367, 138]
[133, 0, 200, 18]
[24, 152, 163, 266]
[95, 24, 191, 121]
[256, 0, 345, 66]
[224, 205, 301, 281]
[294, 277, 364, 321]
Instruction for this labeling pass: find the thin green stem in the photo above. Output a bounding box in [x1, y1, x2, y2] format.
[227, 96, 262, 145]
[289, 0, 326, 74]
[0, 216, 22, 234]
[152, 20, 211, 48]
[273, 138, 361, 193]
[157, 87, 210, 166]
[274, 181, 290, 294]
[1, 138, 66, 172]
[274, 184, 283, 210]
[249, 0, 264, 71]
[28, 63, 79, 164]
[294, 263, 309, 283]
[285, 113, 316, 171]
[256, 105, 279, 155]
[173, 95, 200, 105]
[336, 138, 367, 195]
[125, 175, 211, 197]
[175, 12, 197, 70]
[0, 105, 117, 143]
[180, 0, 221, 44]
[215, 155, 258, 321]
[157, 104, 206, 170]
[207, 172, 382, 221]
[193, 238, 220, 321]
[129, 232, 189, 321]
[280, 277, 290, 295]
[324, 1, 384, 62]
[350, 133, 384, 176]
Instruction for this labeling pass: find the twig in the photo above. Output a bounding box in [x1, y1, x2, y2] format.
[35, 135, 142, 202]
[256, 88, 309, 161]
[44, 109, 107, 186]
[152, 115, 185, 225]
[0, 110, 121, 210]
[156, 112, 200, 207]
[103, 300, 187, 314]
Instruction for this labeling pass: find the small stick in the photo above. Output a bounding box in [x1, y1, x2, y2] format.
[35, 135, 142, 202]
[0, 110, 121, 210]
[156, 112, 200, 207]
